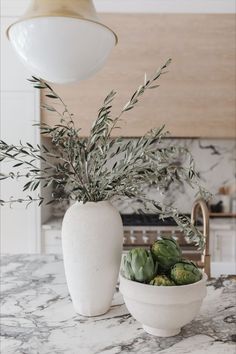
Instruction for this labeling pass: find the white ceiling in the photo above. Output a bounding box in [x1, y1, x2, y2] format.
[1, 0, 236, 17]
[95, 0, 236, 13]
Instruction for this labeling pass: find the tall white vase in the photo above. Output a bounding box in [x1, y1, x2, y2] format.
[61, 201, 123, 316]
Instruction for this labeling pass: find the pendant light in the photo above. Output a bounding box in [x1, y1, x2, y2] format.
[6, 0, 117, 84]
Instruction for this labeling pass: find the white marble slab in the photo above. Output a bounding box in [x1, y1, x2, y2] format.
[1, 255, 236, 354]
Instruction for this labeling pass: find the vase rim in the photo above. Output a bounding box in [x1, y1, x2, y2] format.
[74, 200, 111, 206]
[119, 272, 207, 290]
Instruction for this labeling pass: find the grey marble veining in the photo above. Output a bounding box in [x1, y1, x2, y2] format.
[50, 138, 236, 217]
[115, 138, 236, 214]
[1, 255, 236, 354]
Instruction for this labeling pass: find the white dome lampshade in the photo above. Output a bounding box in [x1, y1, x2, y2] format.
[6, 0, 117, 84]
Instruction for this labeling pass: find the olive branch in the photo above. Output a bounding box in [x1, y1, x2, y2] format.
[0, 58, 210, 248]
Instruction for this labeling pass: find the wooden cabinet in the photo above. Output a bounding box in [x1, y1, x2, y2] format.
[42, 14, 236, 138]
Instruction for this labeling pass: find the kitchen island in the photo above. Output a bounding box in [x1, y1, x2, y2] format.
[1, 255, 235, 354]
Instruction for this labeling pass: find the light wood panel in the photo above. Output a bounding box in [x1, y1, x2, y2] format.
[42, 14, 236, 138]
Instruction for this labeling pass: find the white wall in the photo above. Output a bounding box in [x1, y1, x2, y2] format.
[0, 3, 41, 253]
[95, 0, 236, 13]
[1, 0, 235, 16]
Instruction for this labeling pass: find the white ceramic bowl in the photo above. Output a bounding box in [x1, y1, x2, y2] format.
[119, 273, 207, 337]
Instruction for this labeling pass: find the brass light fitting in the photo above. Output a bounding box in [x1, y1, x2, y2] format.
[6, 0, 117, 83]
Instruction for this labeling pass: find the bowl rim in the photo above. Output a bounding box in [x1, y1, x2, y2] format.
[119, 271, 207, 290]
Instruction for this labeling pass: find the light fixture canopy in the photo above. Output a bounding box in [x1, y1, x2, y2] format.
[7, 0, 117, 83]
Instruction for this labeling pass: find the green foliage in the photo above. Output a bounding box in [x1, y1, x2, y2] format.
[122, 248, 157, 283]
[0, 59, 210, 248]
[170, 260, 202, 285]
[151, 237, 182, 270]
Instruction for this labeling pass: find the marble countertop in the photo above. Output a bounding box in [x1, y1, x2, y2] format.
[1, 255, 236, 354]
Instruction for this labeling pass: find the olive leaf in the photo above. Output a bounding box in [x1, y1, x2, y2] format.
[0, 58, 211, 248]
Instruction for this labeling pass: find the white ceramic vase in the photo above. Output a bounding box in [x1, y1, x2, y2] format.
[120, 273, 207, 337]
[61, 201, 123, 316]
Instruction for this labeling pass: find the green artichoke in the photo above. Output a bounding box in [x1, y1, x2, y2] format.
[150, 275, 175, 286]
[122, 248, 157, 283]
[170, 260, 202, 285]
[151, 237, 182, 270]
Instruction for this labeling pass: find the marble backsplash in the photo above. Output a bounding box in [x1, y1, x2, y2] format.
[51, 138, 236, 216]
[114, 138, 236, 214]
